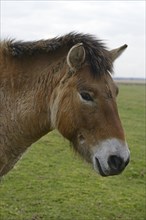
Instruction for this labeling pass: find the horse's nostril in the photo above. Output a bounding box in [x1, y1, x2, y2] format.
[108, 155, 124, 171]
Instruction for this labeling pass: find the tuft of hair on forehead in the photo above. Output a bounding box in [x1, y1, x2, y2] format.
[4, 32, 113, 76]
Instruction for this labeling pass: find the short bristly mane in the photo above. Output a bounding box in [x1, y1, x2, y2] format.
[2, 32, 113, 76]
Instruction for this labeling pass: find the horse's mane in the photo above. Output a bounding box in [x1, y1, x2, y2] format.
[1, 32, 113, 75]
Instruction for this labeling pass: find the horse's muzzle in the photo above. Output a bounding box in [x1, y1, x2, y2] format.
[95, 155, 130, 176]
[92, 138, 130, 176]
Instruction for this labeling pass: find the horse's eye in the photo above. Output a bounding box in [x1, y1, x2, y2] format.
[80, 92, 93, 102]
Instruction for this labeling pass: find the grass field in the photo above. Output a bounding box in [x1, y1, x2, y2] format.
[0, 84, 145, 220]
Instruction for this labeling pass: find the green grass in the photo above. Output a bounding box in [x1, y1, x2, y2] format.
[0, 84, 145, 220]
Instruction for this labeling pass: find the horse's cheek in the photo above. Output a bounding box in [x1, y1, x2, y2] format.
[57, 113, 76, 141]
[55, 98, 76, 140]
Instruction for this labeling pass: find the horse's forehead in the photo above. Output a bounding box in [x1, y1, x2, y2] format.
[76, 66, 114, 90]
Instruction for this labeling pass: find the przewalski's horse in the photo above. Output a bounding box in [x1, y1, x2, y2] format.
[0, 33, 130, 177]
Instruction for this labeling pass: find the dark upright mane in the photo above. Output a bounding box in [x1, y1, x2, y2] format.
[4, 32, 113, 76]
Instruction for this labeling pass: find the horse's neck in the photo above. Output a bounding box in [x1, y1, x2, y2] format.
[0, 48, 69, 176]
[0, 53, 67, 153]
[12, 53, 66, 92]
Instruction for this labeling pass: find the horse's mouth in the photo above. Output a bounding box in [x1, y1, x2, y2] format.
[95, 157, 107, 177]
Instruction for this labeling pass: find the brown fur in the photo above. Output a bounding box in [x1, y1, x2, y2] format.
[0, 33, 125, 176]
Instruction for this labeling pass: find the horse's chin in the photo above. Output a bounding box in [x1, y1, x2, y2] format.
[71, 141, 93, 164]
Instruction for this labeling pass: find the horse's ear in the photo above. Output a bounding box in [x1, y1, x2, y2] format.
[67, 43, 85, 70]
[109, 44, 128, 62]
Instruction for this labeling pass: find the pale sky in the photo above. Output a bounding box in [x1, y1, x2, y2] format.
[0, 0, 145, 78]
